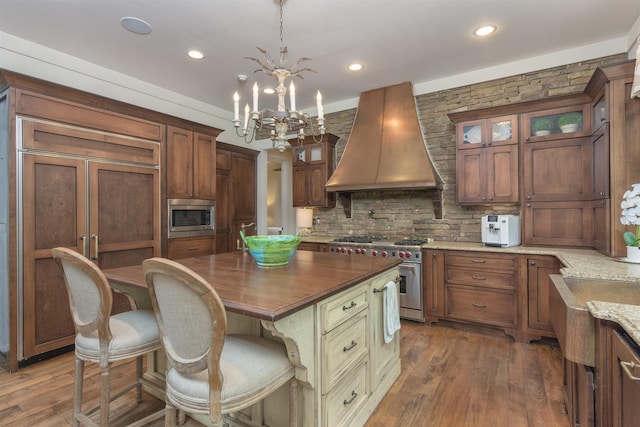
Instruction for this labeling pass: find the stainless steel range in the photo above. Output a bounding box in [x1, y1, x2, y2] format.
[328, 236, 426, 322]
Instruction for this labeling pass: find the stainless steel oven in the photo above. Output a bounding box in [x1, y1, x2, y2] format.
[328, 236, 426, 322]
[167, 199, 214, 239]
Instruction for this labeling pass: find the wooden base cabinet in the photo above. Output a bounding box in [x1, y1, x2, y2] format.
[563, 358, 595, 427]
[526, 256, 562, 340]
[596, 321, 640, 427]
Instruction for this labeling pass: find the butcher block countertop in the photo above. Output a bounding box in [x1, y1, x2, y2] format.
[104, 250, 401, 322]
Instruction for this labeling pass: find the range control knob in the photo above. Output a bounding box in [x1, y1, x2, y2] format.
[360, 249, 367, 255]
[381, 251, 388, 257]
[347, 248, 353, 255]
[404, 251, 412, 258]
[372, 250, 378, 257]
[399, 252, 405, 258]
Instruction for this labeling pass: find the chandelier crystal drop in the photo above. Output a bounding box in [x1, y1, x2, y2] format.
[232, 0, 325, 152]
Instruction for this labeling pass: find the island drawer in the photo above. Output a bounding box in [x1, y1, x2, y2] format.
[445, 267, 516, 290]
[320, 283, 369, 333]
[446, 286, 517, 327]
[322, 312, 368, 391]
[445, 251, 517, 271]
[322, 359, 369, 427]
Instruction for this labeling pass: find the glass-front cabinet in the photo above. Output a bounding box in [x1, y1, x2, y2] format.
[456, 114, 518, 149]
[522, 104, 591, 142]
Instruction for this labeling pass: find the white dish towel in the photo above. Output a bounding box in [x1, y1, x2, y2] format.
[383, 280, 401, 343]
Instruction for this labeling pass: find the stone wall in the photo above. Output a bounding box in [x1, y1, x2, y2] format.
[311, 53, 629, 242]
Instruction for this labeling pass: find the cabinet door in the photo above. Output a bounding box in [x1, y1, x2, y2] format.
[292, 165, 309, 206]
[308, 164, 327, 206]
[22, 154, 85, 358]
[486, 144, 519, 203]
[231, 152, 256, 220]
[424, 250, 445, 320]
[611, 329, 640, 427]
[591, 87, 608, 133]
[192, 132, 216, 200]
[523, 105, 590, 142]
[456, 119, 485, 149]
[487, 115, 518, 146]
[89, 162, 159, 268]
[592, 199, 611, 254]
[166, 126, 194, 199]
[591, 124, 609, 200]
[523, 137, 592, 202]
[527, 256, 561, 336]
[456, 147, 486, 204]
[523, 201, 592, 247]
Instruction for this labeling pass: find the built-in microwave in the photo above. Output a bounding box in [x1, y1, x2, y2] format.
[167, 199, 214, 239]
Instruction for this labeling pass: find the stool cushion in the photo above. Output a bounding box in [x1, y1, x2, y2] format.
[75, 309, 161, 361]
[166, 334, 294, 413]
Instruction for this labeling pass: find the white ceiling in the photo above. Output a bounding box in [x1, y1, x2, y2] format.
[1, 0, 639, 119]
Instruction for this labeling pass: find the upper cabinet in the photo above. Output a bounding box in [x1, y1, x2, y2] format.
[456, 115, 518, 149]
[454, 115, 519, 205]
[291, 133, 338, 208]
[522, 105, 590, 143]
[166, 126, 216, 200]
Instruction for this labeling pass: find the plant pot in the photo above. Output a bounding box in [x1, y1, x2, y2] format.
[534, 130, 551, 136]
[560, 123, 578, 133]
[626, 246, 640, 263]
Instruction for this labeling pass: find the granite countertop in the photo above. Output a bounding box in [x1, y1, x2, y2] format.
[303, 236, 640, 344]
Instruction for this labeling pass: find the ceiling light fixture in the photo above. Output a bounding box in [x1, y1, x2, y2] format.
[474, 25, 497, 37]
[232, 0, 325, 152]
[188, 50, 204, 60]
[348, 63, 364, 72]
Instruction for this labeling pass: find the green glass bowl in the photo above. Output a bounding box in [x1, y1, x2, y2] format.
[242, 234, 302, 266]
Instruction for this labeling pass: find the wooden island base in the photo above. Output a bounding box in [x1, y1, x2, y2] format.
[106, 251, 402, 427]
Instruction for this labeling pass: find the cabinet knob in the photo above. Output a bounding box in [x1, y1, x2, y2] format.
[526, 195, 531, 200]
[432, 253, 437, 257]
[600, 191, 605, 196]
[600, 200, 605, 206]
[600, 117, 605, 122]
[526, 203, 531, 207]
[488, 197, 493, 201]
[525, 137, 531, 142]
[530, 261, 536, 265]
[481, 196, 486, 201]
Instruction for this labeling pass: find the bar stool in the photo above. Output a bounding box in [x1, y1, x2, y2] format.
[52, 247, 163, 427]
[143, 257, 298, 427]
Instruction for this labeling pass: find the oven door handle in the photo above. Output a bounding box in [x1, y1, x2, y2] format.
[402, 263, 419, 277]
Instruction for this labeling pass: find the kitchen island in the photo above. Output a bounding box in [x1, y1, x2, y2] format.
[105, 250, 402, 427]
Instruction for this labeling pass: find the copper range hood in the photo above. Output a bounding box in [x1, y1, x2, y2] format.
[325, 82, 443, 217]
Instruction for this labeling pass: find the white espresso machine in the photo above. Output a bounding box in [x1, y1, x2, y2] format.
[481, 215, 521, 247]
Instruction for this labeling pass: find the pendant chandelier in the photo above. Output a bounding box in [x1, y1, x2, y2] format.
[232, 0, 325, 152]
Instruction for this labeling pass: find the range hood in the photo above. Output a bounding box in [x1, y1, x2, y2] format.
[325, 82, 443, 193]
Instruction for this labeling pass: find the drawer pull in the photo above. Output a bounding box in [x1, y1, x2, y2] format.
[620, 361, 640, 382]
[342, 301, 357, 311]
[472, 302, 487, 308]
[343, 390, 358, 405]
[471, 274, 486, 280]
[188, 247, 198, 251]
[343, 340, 357, 352]
[471, 259, 486, 263]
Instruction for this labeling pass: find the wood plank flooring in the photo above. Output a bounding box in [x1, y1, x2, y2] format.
[0, 321, 569, 427]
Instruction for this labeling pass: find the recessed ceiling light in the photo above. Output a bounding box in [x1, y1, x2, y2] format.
[474, 25, 497, 37]
[348, 63, 364, 72]
[188, 50, 204, 60]
[120, 17, 152, 35]
[263, 88, 275, 95]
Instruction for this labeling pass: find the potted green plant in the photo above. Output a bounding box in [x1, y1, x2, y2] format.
[621, 183, 640, 262]
[557, 112, 582, 133]
[532, 118, 553, 136]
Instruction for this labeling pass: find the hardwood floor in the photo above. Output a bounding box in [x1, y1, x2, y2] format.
[0, 321, 569, 427]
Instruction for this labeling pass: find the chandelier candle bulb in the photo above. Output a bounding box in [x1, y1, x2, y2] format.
[243, 104, 250, 133]
[289, 81, 296, 111]
[233, 92, 239, 122]
[317, 91, 324, 120]
[252, 82, 259, 113]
